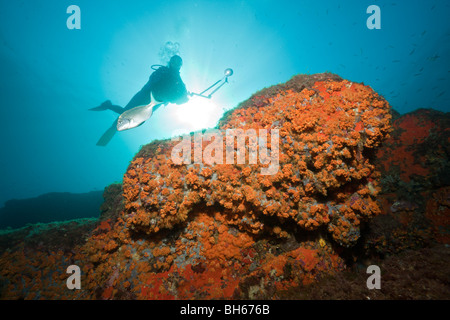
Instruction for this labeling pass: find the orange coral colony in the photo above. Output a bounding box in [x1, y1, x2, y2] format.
[0, 73, 392, 299]
[123, 74, 391, 246]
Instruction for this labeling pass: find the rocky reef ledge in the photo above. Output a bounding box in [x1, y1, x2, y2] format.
[1, 73, 448, 300]
[0, 191, 103, 229]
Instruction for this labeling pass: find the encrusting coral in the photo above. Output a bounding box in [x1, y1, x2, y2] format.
[0, 73, 395, 299]
[366, 108, 450, 256]
[122, 73, 391, 246]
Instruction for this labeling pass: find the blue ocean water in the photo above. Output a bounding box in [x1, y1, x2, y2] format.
[0, 0, 449, 213]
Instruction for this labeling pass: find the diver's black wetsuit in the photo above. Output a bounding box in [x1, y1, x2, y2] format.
[94, 64, 188, 146]
[124, 66, 188, 111]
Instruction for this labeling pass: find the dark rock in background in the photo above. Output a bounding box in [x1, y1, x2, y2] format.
[99, 183, 124, 223]
[0, 191, 104, 229]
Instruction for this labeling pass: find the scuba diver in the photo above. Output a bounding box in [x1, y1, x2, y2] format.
[91, 55, 189, 146]
[91, 54, 233, 146]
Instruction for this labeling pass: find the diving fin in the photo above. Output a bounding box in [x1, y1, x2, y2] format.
[90, 100, 125, 114]
[96, 119, 118, 146]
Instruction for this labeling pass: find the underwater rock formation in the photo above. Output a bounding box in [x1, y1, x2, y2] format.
[0, 73, 399, 299]
[0, 191, 103, 229]
[366, 108, 450, 255]
[377, 108, 449, 191]
[0, 218, 97, 299]
[81, 73, 391, 299]
[122, 73, 391, 246]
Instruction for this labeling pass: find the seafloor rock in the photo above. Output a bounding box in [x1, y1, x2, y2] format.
[0, 73, 395, 299]
[278, 244, 450, 300]
[0, 191, 103, 229]
[0, 218, 97, 299]
[377, 108, 449, 192]
[264, 108, 450, 298]
[365, 109, 450, 255]
[99, 183, 124, 222]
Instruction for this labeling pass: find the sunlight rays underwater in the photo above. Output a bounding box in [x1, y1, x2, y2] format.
[99, 1, 287, 150]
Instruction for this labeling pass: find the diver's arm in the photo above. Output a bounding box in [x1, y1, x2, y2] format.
[176, 84, 189, 104]
[174, 77, 189, 104]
